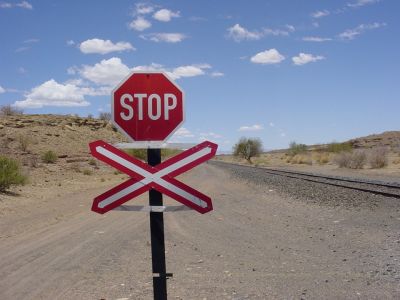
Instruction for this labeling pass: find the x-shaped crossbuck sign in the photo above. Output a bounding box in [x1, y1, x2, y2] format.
[89, 140, 218, 214]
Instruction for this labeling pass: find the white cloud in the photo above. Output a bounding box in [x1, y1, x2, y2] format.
[16, 1, 31, 9]
[171, 65, 209, 79]
[210, 71, 224, 77]
[140, 33, 186, 43]
[0, 86, 5, 93]
[250, 49, 285, 65]
[286, 25, 296, 32]
[269, 122, 275, 127]
[129, 16, 151, 31]
[227, 24, 263, 42]
[227, 24, 293, 42]
[14, 79, 90, 108]
[338, 22, 386, 40]
[1, 1, 32, 9]
[79, 38, 135, 54]
[347, 0, 380, 8]
[263, 28, 291, 36]
[66, 40, 75, 46]
[292, 53, 325, 66]
[79, 57, 131, 86]
[311, 10, 330, 18]
[153, 9, 180, 22]
[172, 127, 194, 138]
[302, 36, 332, 42]
[238, 124, 264, 132]
[134, 3, 155, 15]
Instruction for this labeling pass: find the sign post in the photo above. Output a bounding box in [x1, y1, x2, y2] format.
[148, 148, 170, 299]
[89, 72, 217, 300]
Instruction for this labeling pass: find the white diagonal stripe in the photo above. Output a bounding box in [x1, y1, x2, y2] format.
[96, 145, 211, 209]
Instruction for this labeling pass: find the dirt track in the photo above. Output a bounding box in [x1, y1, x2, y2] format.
[1, 163, 399, 299]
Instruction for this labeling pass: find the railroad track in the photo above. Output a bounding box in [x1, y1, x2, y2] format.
[211, 161, 400, 199]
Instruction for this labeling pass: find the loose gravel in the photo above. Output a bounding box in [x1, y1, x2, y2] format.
[211, 161, 400, 209]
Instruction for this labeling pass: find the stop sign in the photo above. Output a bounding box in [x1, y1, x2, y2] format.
[112, 72, 184, 141]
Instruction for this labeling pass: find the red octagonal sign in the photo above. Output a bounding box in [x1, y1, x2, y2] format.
[112, 72, 184, 141]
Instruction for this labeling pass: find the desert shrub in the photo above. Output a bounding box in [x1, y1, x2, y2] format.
[289, 154, 312, 165]
[368, 147, 388, 169]
[326, 142, 352, 153]
[83, 169, 92, 176]
[0, 156, 27, 191]
[18, 134, 30, 152]
[41, 150, 58, 164]
[0, 104, 23, 116]
[334, 150, 366, 169]
[315, 152, 330, 165]
[287, 141, 307, 157]
[99, 112, 111, 121]
[233, 137, 263, 163]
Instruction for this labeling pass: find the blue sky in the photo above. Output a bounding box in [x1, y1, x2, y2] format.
[0, 0, 399, 151]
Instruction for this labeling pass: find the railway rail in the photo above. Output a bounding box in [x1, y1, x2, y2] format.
[211, 161, 400, 199]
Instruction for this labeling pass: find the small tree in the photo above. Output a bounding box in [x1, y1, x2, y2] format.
[287, 141, 307, 156]
[99, 112, 111, 122]
[0, 156, 27, 192]
[0, 104, 23, 116]
[233, 137, 263, 163]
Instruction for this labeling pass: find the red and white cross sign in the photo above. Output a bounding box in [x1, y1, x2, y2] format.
[89, 140, 217, 214]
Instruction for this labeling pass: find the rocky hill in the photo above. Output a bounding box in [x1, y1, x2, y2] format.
[0, 114, 127, 166]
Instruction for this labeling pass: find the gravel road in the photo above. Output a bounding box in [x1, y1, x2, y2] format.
[1, 163, 399, 299]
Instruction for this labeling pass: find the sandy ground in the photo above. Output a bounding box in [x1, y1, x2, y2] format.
[0, 163, 399, 299]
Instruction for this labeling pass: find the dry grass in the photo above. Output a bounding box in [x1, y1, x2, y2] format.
[334, 150, 367, 169]
[368, 147, 388, 169]
[314, 152, 330, 165]
[287, 154, 312, 165]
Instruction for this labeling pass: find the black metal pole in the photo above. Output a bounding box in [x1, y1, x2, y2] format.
[147, 148, 171, 300]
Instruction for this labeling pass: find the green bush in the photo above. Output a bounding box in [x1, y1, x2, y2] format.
[42, 150, 58, 164]
[0, 156, 27, 192]
[287, 141, 307, 156]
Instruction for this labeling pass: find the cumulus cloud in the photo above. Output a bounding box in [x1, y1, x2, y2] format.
[250, 49, 285, 65]
[227, 24, 263, 42]
[140, 33, 186, 43]
[1, 1, 32, 9]
[79, 38, 135, 54]
[238, 124, 264, 132]
[338, 22, 386, 40]
[153, 9, 180, 22]
[311, 10, 330, 18]
[292, 53, 325, 65]
[0, 86, 5, 93]
[14, 79, 90, 108]
[132, 63, 211, 80]
[302, 36, 332, 42]
[347, 0, 380, 8]
[79, 57, 131, 86]
[171, 65, 210, 79]
[129, 16, 151, 31]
